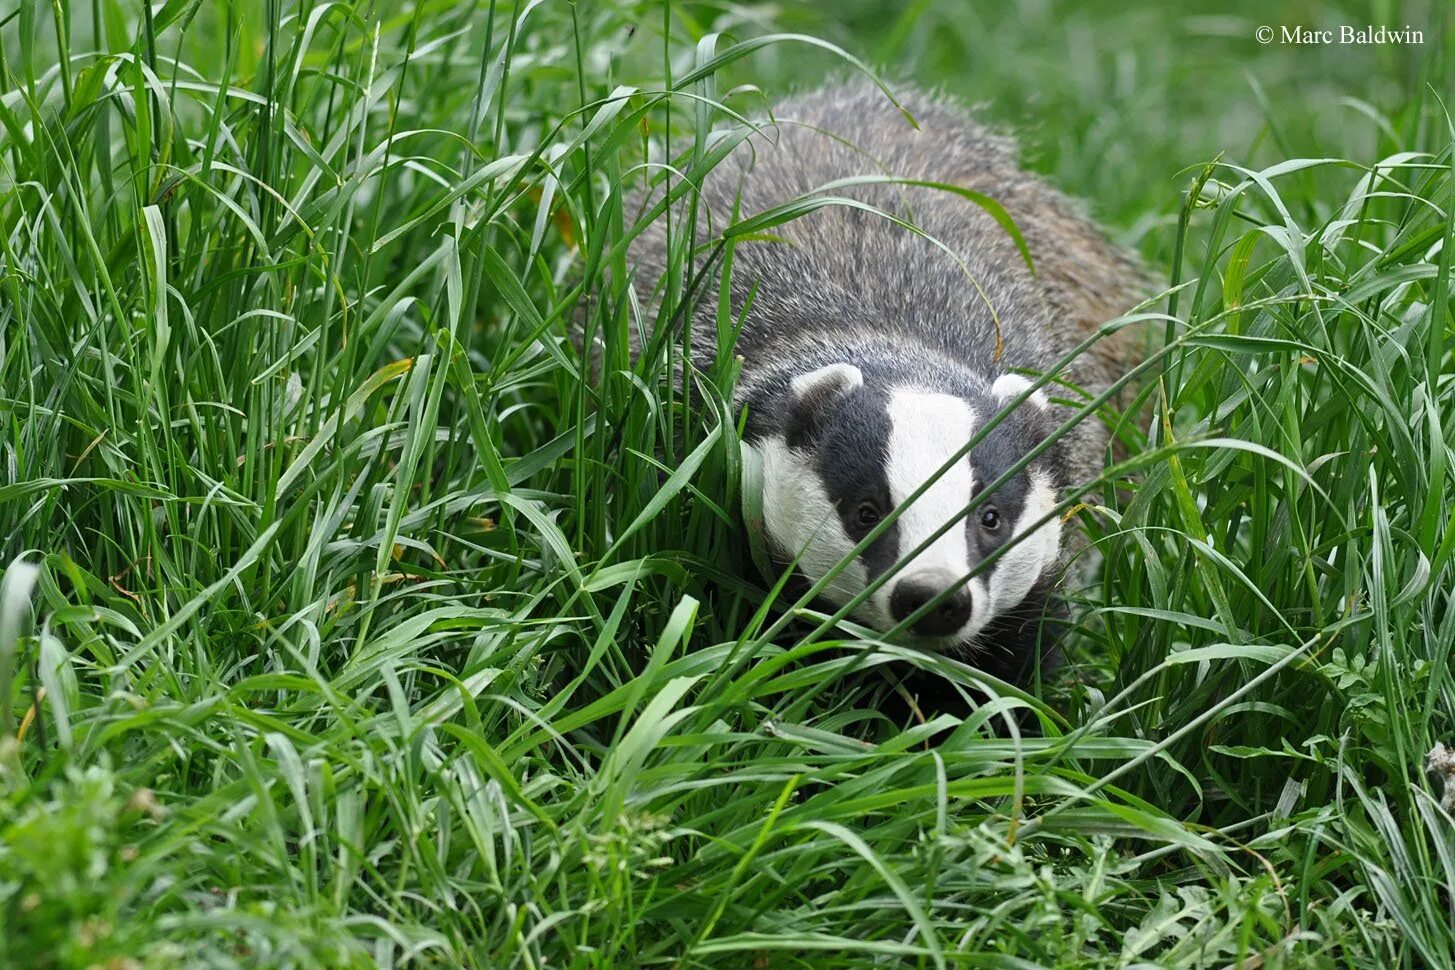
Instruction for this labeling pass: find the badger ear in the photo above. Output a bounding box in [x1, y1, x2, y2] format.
[993, 373, 1061, 461]
[784, 363, 862, 448]
[991, 373, 1050, 411]
[792, 362, 863, 400]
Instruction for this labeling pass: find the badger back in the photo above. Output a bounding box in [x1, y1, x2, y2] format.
[627, 83, 1145, 401]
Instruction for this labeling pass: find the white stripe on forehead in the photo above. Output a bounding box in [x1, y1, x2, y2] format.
[885, 390, 976, 578]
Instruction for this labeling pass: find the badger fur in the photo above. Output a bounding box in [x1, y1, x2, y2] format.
[628, 83, 1144, 683]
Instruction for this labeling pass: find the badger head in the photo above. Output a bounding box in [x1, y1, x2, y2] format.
[745, 361, 1065, 656]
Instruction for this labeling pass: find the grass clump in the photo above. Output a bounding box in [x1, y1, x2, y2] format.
[1, 1, 1452, 967]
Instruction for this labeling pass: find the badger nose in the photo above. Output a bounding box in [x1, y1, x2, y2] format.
[889, 570, 973, 637]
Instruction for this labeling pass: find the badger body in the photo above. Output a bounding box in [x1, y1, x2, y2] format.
[630, 84, 1143, 682]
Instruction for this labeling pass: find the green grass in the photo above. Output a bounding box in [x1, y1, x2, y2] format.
[2, 0, 1453, 967]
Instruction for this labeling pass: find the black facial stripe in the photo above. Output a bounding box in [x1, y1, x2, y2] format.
[967, 421, 1038, 558]
[811, 386, 901, 582]
[857, 521, 901, 584]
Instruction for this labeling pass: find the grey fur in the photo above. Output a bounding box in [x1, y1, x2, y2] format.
[631, 82, 1143, 486]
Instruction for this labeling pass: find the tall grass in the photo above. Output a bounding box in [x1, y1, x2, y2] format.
[1, 1, 1452, 967]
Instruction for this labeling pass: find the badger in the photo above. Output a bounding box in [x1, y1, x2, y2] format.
[628, 83, 1144, 683]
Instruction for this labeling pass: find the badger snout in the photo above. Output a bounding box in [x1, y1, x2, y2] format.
[889, 569, 973, 637]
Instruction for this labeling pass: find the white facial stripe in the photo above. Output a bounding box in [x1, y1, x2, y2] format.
[754, 435, 875, 617]
[884, 390, 977, 581]
[989, 470, 1061, 614]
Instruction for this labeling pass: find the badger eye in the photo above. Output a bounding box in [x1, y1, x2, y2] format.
[980, 507, 1001, 531]
[855, 502, 882, 528]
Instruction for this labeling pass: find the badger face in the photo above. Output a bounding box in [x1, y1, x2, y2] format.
[747, 362, 1064, 654]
